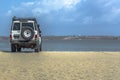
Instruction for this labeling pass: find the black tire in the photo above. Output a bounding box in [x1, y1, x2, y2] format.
[35, 48, 40, 52]
[11, 44, 16, 52]
[40, 43, 42, 51]
[17, 48, 21, 52]
[35, 45, 40, 52]
[21, 27, 34, 41]
[39, 37, 42, 51]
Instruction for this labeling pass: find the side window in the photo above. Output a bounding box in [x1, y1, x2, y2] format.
[13, 23, 20, 30]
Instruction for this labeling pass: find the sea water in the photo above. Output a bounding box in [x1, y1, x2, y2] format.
[1, 39, 120, 51]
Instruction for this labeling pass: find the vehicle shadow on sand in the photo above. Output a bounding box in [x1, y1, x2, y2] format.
[1, 50, 37, 53]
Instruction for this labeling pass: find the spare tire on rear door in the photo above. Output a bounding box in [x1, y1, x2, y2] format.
[21, 27, 34, 41]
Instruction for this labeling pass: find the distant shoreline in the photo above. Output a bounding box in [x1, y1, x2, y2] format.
[42, 36, 120, 40]
[0, 36, 120, 41]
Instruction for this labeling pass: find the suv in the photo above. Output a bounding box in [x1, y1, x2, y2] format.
[10, 16, 42, 52]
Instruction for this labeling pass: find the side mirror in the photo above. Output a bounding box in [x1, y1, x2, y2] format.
[37, 24, 40, 27]
[39, 30, 41, 33]
[37, 24, 41, 33]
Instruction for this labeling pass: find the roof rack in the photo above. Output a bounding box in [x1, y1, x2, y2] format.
[12, 16, 37, 23]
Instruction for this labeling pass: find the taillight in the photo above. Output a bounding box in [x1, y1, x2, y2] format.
[35, 35, 37, 40]
[10, 34, 12, 40]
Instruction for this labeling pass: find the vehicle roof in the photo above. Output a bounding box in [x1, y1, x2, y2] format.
[12, 16, 37, 23]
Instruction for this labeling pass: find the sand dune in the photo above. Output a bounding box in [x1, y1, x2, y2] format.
[0, 51, 120, 80]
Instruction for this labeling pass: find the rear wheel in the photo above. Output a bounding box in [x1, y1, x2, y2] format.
[35, 48, 40, 52]
[11, 44, 16, 52]
[35, 45, 40, 52]
[17, 48, 21, 52]
[40, 43, 42, 51]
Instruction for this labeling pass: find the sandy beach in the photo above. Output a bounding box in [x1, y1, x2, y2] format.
[0, 51, 120, 80]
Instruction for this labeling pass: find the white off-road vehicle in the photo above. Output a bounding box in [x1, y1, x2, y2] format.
[10, 16, 42, 52]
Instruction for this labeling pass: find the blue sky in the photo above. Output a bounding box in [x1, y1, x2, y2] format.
[1, 0, 120, 36]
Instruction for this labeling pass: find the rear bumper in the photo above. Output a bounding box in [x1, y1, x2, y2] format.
[10, 40, 37, 48]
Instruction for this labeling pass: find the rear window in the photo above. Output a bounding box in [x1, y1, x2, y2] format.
[22, 23, 34, 29]
[13, 23, 20, 30]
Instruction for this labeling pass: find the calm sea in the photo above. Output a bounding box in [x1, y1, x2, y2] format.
[1, 39, 120, 51]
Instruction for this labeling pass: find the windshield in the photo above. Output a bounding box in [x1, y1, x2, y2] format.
[13, 23, 20, 30]
[22, 23, 34, 29]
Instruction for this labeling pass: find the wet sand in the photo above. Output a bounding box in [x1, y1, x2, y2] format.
[0, 51, 120, 80]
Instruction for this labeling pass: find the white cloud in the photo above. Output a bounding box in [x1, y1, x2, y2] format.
[97, 0, 114, 7]
[7, 0, 81, 16]
[32, 0, 81, 14]
[3, 0, 120, 36]
[7, 0, 120, 23]
[32, 8, 49, 16]
[22, 2, 35, 7]
[104, 0, 120, 7]
[96, 0, 120, 22]
[62, 0, 81, 8]
[83, 16, 93, 24]
[109, 7, 120, 20]
[6, 10, 12, 16]
[98, 0, 120, 9]
[112, 7, 120, 15]
[101, 7, 120, 22]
